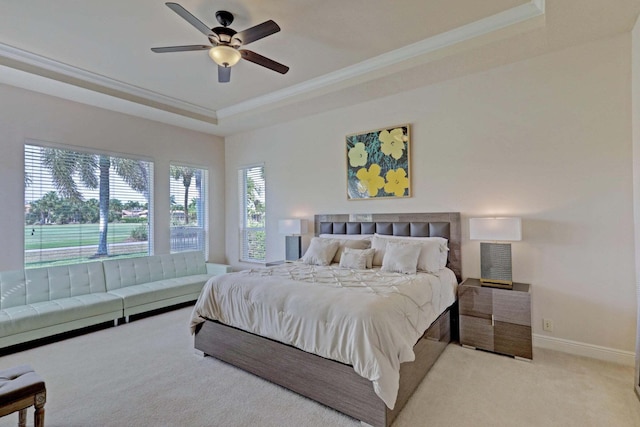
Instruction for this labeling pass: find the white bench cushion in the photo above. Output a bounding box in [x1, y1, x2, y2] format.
[0, 293, 122, 336]
[106, 274, 211, 309]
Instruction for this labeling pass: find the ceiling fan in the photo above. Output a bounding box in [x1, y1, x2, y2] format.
[151, 2, 289, 83]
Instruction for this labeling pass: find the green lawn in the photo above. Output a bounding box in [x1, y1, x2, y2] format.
[25, 223, 146, 250]
[24, 252, 148, 269]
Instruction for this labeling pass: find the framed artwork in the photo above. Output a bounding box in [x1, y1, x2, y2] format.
[346, 124, 410, 200]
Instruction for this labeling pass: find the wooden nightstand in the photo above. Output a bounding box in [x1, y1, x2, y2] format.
[458, 278, 532, 360]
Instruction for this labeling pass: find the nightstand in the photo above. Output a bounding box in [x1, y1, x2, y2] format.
[458, 278, 532, 360]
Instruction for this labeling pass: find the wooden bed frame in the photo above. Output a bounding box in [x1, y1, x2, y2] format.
[195, 212, 461, 427]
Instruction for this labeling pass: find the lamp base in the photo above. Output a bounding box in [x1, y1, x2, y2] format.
[480, 278, 513, 290]
[480, 242, 513, 288]
[285, 235, 302, 262]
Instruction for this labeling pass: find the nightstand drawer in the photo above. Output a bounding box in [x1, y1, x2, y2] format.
[459, 315, 494, 351]
[494, 321, 532, 359]
[494, 290, 531, 326]
[458, 286, 492, 319]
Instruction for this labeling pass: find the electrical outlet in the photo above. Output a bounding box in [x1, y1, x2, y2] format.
[543, 318, 554, 332]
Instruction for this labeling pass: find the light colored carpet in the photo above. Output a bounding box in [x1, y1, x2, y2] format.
[0, 306, 639, 427]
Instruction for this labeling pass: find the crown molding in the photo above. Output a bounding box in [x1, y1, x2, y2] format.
[0, 1, 544, 128]
[0, 42, 218, 123]
[0, 64, 221, 135]
[216, 0, 545, 119]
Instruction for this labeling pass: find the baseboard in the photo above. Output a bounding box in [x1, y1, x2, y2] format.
[533, 334, 635, 366]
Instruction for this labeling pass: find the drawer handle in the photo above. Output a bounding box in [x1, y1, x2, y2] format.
[491, 314, 495, 327]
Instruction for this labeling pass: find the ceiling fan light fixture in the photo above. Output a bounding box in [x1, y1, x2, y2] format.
[208, 45, 241, 67]
[154, 3, 288, 80]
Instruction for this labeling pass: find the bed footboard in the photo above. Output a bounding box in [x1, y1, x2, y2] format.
[195, 303, 455, 427]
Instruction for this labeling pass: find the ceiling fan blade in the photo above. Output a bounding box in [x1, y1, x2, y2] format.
[235, 20, 280, 45]
[218, 66, 231, 83]
[240, 50, 289, 74]
[165, 2, 213, 37]
[151, 45, 211, 53]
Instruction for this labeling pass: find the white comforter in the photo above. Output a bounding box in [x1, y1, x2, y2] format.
[190, 263, 457, 409]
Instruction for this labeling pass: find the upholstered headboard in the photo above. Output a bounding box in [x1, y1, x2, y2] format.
[314, 212, 461, 282]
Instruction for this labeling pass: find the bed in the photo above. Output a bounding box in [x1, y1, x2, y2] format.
[191, 212, 461, 426]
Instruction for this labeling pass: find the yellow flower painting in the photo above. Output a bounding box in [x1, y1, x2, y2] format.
[356, 164, 385, 197]
[384, 168, 409, 197]
[379, 128, 406, 160]
[348, 142, 368, 167]
[346, 124, 410, 199]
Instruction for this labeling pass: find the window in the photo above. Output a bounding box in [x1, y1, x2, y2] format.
[238, 165, 266, 262]
[170, 164, 208, 256]
[24, 141, 153, 268]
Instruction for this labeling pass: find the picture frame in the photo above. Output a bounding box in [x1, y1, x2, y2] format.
[346, 124, 410, 200]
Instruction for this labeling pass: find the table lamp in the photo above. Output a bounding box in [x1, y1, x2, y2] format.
[278, 219, 308, 261]
[469, 217, 522, 289]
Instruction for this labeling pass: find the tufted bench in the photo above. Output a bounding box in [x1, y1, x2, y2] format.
[0, 262, 122, 349]
[0, 262, 123, 349]
[0, 251, 232, 349]
[103, 252, 226, 321]
[0, 365, 45, 427]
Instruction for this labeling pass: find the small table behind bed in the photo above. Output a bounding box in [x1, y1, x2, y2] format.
[195, 212, 461, 427]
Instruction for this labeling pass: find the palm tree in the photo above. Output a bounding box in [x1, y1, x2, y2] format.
[41, 148, 148, 256]
[170, 166, 197, 225]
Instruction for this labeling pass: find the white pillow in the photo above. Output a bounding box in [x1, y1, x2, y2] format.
[381, 241, 421, 274]
[341, 247, 375, 269]
[371, 235, 389, 266]
[414, 239, 445, 273]
[317, 236, 372, 263]
[372, 234, 448, 272]
[339, 248, 368, 270]
[301, 237, 340, 266]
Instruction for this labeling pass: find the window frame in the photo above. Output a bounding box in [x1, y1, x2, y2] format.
[238, 163, 266, 263]
[24, 139, 154, 268]
[169, 162, 209, 258]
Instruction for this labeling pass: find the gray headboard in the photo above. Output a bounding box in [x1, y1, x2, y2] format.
[314, 212, 461, 282]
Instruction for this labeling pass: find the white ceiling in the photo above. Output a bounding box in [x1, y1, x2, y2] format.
[0, 0, 638, 136]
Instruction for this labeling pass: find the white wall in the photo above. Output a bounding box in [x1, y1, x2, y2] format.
[226, 34, 637, 355]
[0, 83, 227, 268]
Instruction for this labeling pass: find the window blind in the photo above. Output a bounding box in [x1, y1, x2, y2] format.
[169, 164, 208, 256]
[24, 142, 153, 268]
[238, 165, 266, 262]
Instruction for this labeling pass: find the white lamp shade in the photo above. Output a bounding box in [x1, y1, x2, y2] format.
[278, 219, 308, 235]
[469, 217, 522, 241]
[208, 46, 242, 67]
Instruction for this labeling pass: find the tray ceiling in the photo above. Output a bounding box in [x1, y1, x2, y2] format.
[0, 1, 638, 136]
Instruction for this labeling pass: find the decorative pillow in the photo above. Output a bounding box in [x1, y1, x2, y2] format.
[414, 239, 445, 273]
[341, 247, 375, 269]
[371, 235, 390, 266]
[381, 241, 421, 274]
[421, 236, 449, 269]
[301, 238, 340, 266]
[372, 234, 448, 272]
[339, 248, 368, 270]
[317, 237, 372, 263]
